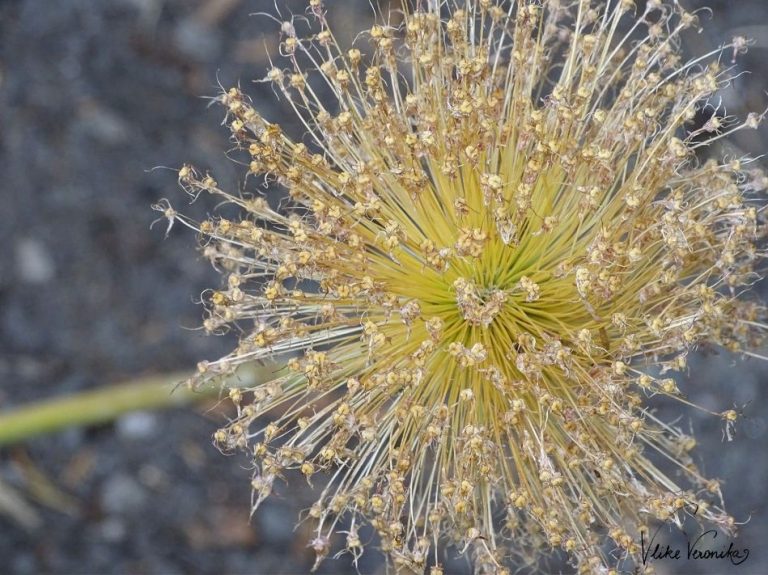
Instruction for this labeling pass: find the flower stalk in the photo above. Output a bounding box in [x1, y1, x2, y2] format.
[0, 365, 271, 446]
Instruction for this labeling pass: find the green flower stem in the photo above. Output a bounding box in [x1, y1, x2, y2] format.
[0, 365, 270, 446]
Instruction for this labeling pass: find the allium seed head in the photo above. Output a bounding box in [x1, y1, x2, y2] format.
[163, 0, 768, 572]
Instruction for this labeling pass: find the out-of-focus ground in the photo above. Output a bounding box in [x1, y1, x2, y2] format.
[0, 1, 767, 574]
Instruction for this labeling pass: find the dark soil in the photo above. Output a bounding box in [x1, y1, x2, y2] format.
[1, 1, 767, 574]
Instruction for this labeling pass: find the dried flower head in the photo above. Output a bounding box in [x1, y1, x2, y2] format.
[160, 0, 768, 572]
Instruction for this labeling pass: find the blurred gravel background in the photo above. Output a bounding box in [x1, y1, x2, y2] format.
[0, 1, 767, 574]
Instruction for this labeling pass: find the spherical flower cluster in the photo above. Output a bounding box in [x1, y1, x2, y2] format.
[160, 1, 767, 572]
